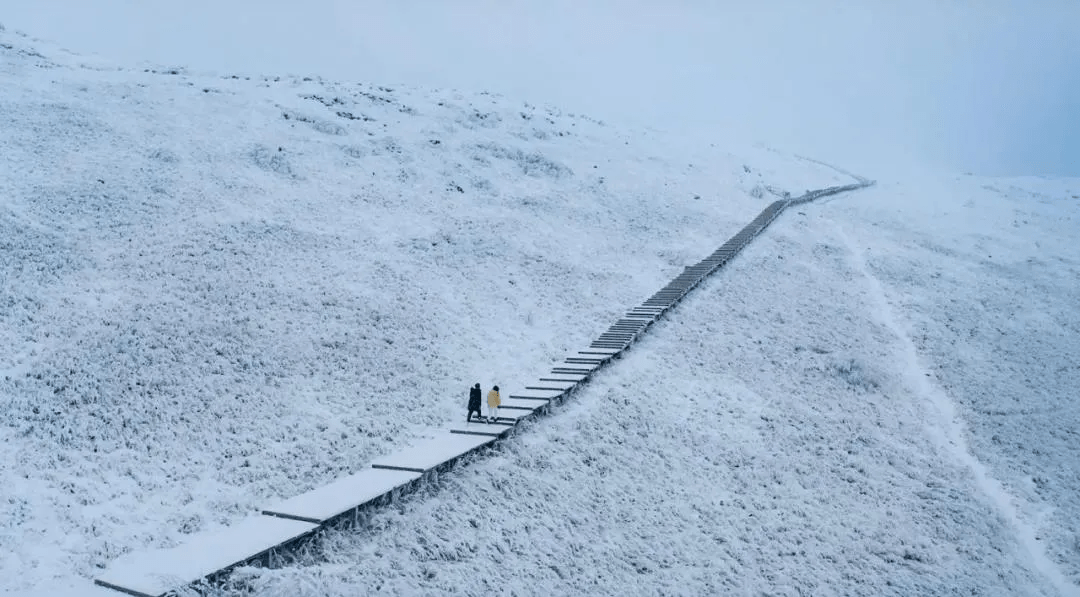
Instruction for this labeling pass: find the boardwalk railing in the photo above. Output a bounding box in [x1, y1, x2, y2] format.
[95, 180, 873, 597]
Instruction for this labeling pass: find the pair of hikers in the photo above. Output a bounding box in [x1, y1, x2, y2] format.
[467, 383, 500, 423]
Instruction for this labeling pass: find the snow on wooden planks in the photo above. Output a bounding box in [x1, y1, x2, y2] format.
[500, 396, 551, 410]
[261, 467, 422, 524]
[95, 516, 316, 597]
[370, 430, 496, 473]
[447, 419, 514, 437]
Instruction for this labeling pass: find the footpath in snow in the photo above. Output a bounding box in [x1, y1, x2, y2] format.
[93, 173, 869, 596]
[4, 23, 1078, 597]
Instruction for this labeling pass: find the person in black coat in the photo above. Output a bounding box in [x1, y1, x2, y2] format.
[467, 383, 483, 422]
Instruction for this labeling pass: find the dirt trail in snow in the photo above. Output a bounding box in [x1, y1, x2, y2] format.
[833, 222, 1077, 597]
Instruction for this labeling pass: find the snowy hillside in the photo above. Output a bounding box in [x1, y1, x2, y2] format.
[2, 24, 1079, 597]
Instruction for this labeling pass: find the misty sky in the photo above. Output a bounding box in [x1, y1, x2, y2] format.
[3, 1, 1078, 177]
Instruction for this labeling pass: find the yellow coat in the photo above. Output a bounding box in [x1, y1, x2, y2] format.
[486, 389, 501, 408]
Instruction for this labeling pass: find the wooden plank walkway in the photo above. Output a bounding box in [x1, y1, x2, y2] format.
[262, 468, 422, 524]
[96, 516, 317, 597]
[95, 181, 870, 596]
[370, 432, 498, 473]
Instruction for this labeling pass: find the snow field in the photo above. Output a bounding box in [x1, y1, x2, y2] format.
[0, 28, 847, 594]
[1, 24, 1077, 596]
[827, 180, 1080, 593]
[225, 182, 1068, 596]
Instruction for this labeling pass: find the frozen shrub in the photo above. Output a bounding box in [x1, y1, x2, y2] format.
[833, 358, 879, 391]
[250, 145, 296, 177]
[343, 145, 367, 159]
[473, 143, 572, 178]
[149, 148, 179, 164]
[281, 110, 346, 135]
[468, 109, 502, 128]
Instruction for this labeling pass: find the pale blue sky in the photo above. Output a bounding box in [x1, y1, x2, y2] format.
[3, 1, 1077, 176]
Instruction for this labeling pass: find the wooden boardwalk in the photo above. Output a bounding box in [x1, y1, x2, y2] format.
[95, 181, 871, 596]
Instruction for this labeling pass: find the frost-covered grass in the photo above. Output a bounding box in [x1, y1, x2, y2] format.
[229, 178, 1078, 597]
[2, 26, 1079, 597]
[0, 28, 846, 594]
[831, 179, 1080, 591]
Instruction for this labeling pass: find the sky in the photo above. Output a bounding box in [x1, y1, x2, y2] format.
[2, 0, 1078, 177]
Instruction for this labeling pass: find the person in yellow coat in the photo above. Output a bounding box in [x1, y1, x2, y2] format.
[486, 385, 501, 423]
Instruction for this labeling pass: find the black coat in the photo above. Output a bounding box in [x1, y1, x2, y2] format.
[468, 386, 482, 409]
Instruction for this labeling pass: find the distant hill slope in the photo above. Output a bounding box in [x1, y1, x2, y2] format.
[0, 26, 846, 594]
[5, 24, 1078, 597]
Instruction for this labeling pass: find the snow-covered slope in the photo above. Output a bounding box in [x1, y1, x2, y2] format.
[230, 178, 1079, 597]
[2, 25, 1078, 597]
